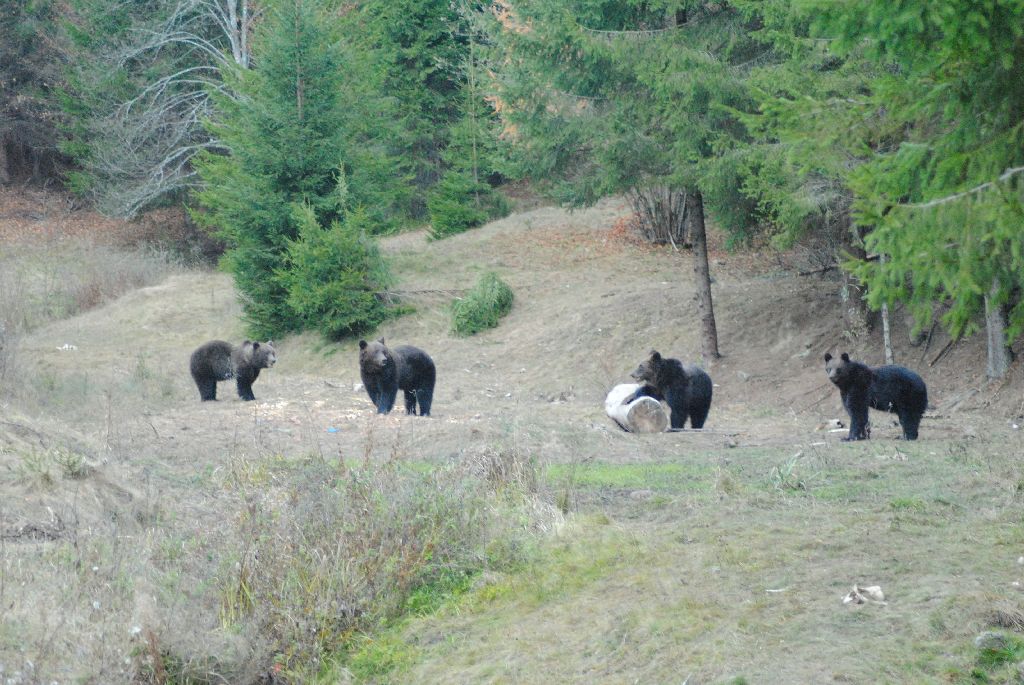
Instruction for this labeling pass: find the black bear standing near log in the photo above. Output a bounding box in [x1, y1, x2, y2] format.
[359, 338, 436, 416]
[626, 350, 713, 429]
[824, 352, 928, 441]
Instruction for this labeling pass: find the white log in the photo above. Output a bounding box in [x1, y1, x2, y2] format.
[605, 383, 669, 433]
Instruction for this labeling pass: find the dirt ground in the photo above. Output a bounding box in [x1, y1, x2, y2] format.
[2, 187, 1023, 682]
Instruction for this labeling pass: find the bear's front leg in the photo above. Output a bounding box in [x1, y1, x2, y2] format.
[236, 379, 256, 401]
[377, 388, 397, 414]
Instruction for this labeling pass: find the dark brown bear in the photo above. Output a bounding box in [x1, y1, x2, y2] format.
[824, 352, 928, 440]
[627, 350, 713, 429]
[358, 338, 435, 416]
[190, 340, 276, 401]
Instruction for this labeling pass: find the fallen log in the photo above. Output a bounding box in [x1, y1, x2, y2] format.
[605, 383, 668, 433]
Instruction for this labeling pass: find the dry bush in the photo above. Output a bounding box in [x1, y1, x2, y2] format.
[0, 238, 179, 402]
[0, 238, 178, 334]
[140, 445, 561, 681]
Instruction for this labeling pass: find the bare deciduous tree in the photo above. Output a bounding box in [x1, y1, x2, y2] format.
[75, 0, 258, 217]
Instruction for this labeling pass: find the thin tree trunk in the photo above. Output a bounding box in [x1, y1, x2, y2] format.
[984, 277, 1014, 378]
[687, 190, 720, 361]
[880, 254, 893, 364]
[840, 233, 871, 339]
[0, 137, 9, 185]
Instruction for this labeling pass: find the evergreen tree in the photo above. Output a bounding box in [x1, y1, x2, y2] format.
[742, 0, 1024, 374]
[342, 0, 470, 218]
[484, 1, 768, 359]
[826, 0, 1024, 375]
[193, 0, 393, 338]
[1, 0, 68, 184]
[429, 8, 510, 238]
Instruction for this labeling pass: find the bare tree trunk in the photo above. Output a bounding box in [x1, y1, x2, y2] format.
[840, 237, 872, 339]
[879, 254, 893, 364]
[687, 190, 720, 361]
[984, 277, 1014, 378]
[0, 137, 9, 185]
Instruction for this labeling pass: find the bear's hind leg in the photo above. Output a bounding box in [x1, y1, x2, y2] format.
[899, 411, 921, 440]
[403, 389, 417, 415]
[417, 388, 432, 417]
[196, 378, 217, 401]
[689, 405, 709, 429]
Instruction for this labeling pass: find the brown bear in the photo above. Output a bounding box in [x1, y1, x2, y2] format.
[358, 338, 435, 416]
[627, 350, 713, 429]
[190, 340, 276, 401]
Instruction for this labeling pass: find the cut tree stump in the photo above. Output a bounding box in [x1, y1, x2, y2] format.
[605, 383, 668, 433]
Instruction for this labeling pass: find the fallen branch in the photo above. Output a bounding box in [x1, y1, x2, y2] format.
[929, 338, 957, 367]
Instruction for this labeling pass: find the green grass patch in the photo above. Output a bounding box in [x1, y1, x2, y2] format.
[544, 461, 711, 492]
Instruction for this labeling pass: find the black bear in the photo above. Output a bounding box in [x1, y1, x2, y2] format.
[359, 338, 435, 416]
[628, 350, 713, 429]
[190, 340, 277, 401]
[824, 352, 928, 441]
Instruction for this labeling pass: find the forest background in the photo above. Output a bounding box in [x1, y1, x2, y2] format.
[3, 0, 1023, 371]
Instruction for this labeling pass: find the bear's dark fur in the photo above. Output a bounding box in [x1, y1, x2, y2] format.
[359, 338, 435, 416]
[824, 352, 928, 441]
[628, 350, 713, 429]
[190, 340, 277, 402]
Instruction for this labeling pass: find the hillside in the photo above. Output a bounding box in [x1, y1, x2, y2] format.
[2, 191, 1024, 683]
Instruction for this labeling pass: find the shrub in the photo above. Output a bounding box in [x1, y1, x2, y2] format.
[282, 204, 394, 340]
[451, 272, 514, 337]
[212, 444, 556, 680]
[428, 171, 510, 240]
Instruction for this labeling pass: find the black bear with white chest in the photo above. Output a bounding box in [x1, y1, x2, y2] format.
[359, 338, 436, 416]
[824, 352, 928, 441]
[627, 350, 713, 429]
[190, 340, 277, 401]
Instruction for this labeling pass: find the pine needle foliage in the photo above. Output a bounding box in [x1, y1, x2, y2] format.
[193, 0, 393, 339]
[812, 0, 1024, 341]
[281, 202, 394, 340]
[451, 272, 514, 336]
[481, 0, 762, 242]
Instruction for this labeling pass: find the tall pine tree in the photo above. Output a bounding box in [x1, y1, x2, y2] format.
[193, 0, 393, 338]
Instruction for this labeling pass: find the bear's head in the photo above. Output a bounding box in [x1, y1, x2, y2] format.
[241, 340, 277, 369]
[823, 352, 852, 386]
[359, 338, 392, 373]
[630, 350, 665, 385]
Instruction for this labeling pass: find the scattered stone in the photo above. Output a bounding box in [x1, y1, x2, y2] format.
[842, 584, 886, 606]
[975, 631, 1008, 651]
[629, 489, 654, 500]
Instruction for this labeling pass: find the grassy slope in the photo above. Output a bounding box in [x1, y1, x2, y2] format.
[3, 194, 1024, 683]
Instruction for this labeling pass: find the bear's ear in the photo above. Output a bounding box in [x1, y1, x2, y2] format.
[252, 342, 260, 351]
[266, 340, 274, 347]
[823, 353, 832, 362]
[378, 337, 386, 344]
[359, 340, 367, 349]
[650, 350, 661, 361]
[841, 352, 850, 362]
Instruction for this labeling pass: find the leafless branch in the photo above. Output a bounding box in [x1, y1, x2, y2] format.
[900, 166, 1024, 209]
